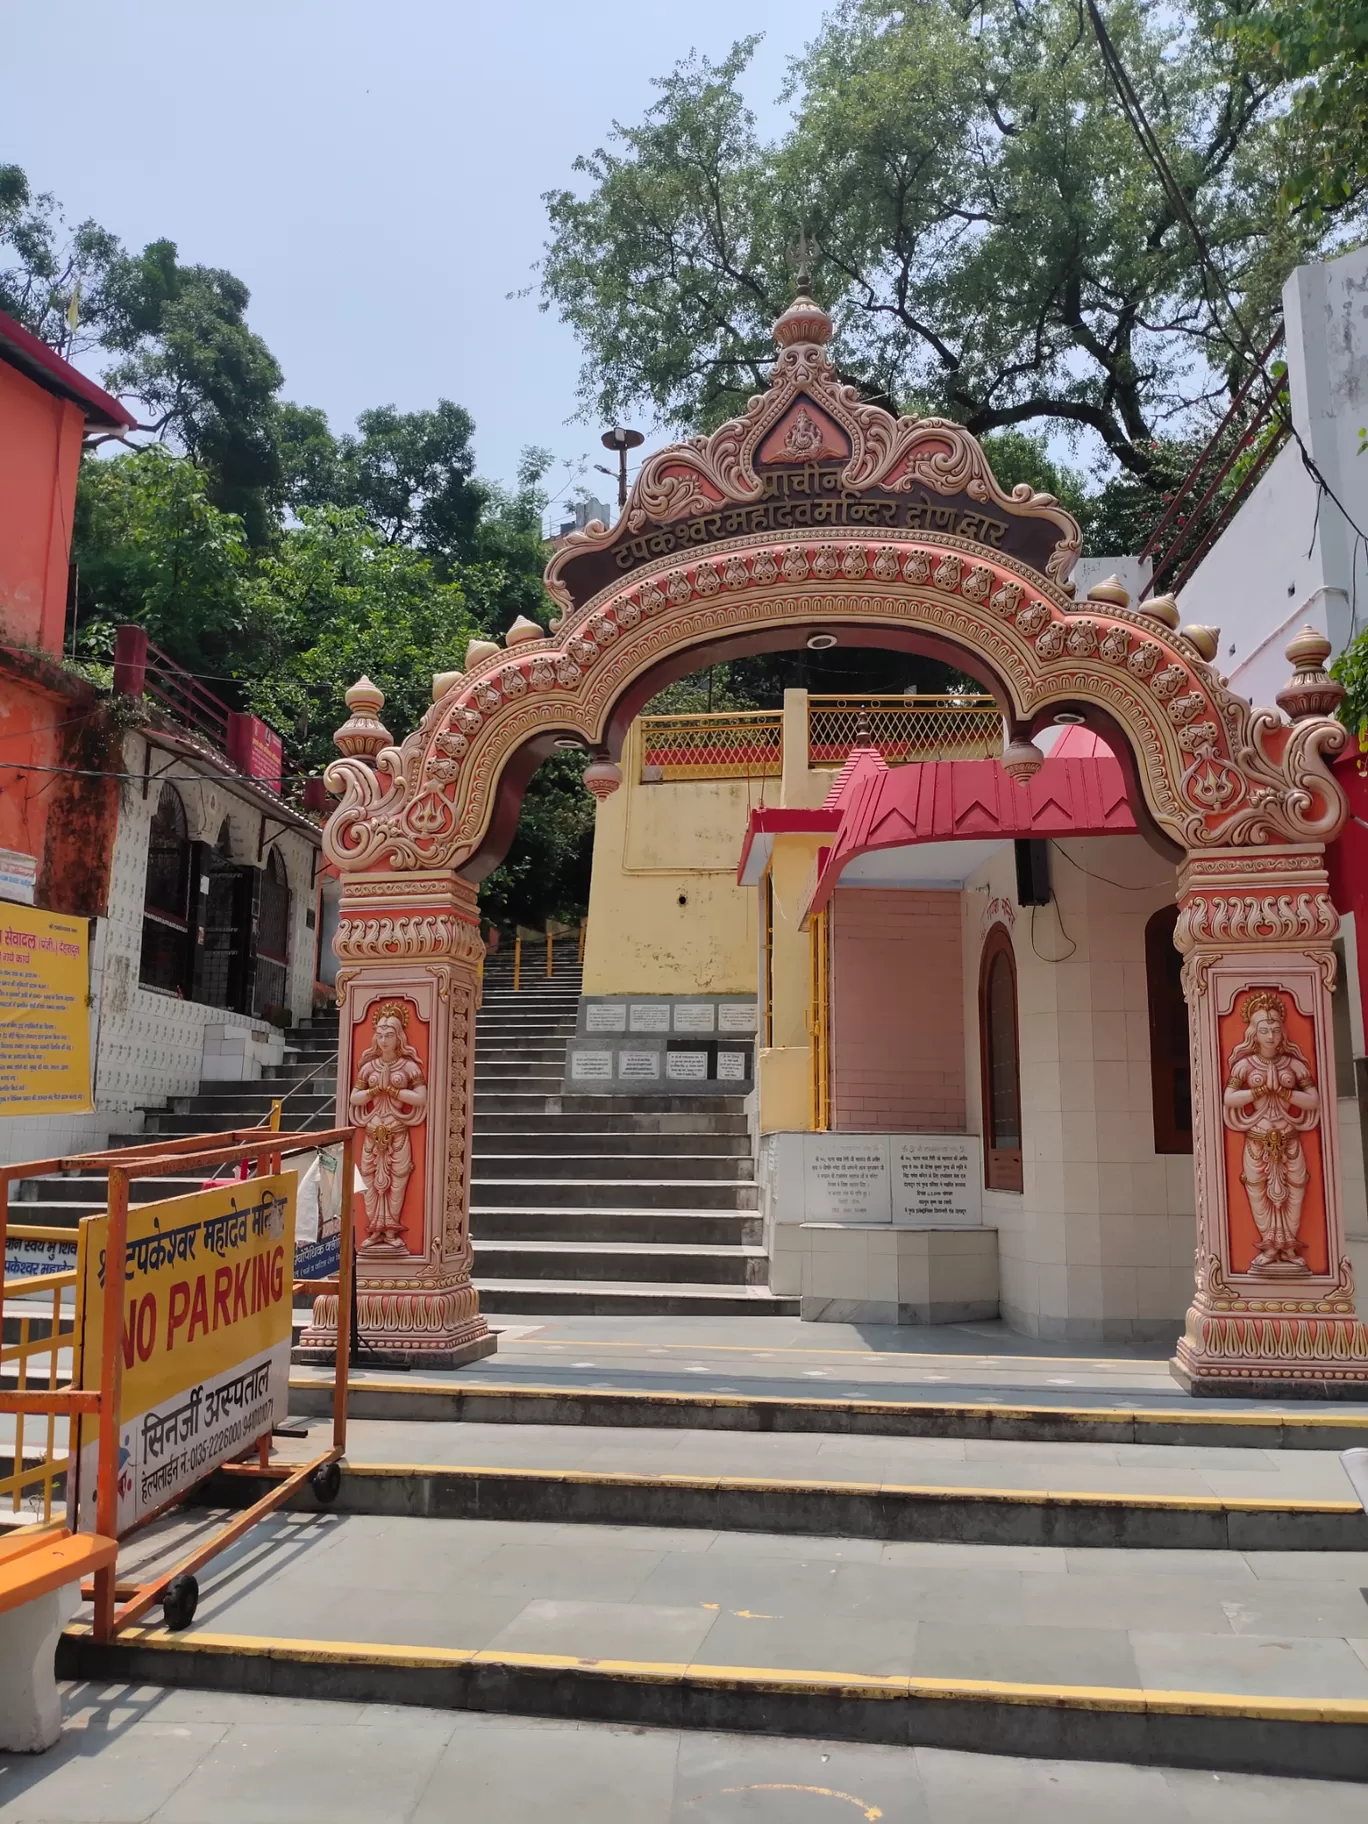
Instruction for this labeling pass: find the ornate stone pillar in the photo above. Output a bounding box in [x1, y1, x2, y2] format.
[297, 678, 495, 1368]
[1172, 846, 1368, 1395]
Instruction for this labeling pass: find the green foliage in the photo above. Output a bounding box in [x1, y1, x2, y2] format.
[0, 164, 121, 357]
[100, 242, 285, 542]
[72, 448, 253, 675]
[477, 750, 596, 931]
[542, 2, 1330, 473]
[240, 506, 480, 774]
[1331, 629, 1368, 734]
[1226, 0, 1368, 215]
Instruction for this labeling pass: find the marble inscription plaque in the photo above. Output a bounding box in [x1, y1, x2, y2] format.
[673, 1003, 716, 1033]
[585, 1002, 627, 1033]
[717, 1003, 758, 1033]
[893, 1136, 980, 1224]
[618, 1050, 661, 1080]
[666, 1050, 709, 1080]
[716, 1050, 749, 1081]
[629, 1004, 671, 1033]
[805, 1136, 891, 1222]
[570, 1049, 614, 1082]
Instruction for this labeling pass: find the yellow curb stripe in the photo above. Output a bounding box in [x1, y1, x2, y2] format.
[64, 1624, 1368, 1723]
[289, 1374, 1368, 1433]
[319, 1460, 1363, 1517]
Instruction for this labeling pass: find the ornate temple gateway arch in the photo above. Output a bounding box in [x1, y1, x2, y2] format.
[302, 285, 1368, 1395]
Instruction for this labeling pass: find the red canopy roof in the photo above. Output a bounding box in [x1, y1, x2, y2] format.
[799, 729, 1137, 919]
[0, 309, 136, 430]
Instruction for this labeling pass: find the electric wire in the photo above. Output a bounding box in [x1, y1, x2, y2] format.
[1084, 0, 1368, 562]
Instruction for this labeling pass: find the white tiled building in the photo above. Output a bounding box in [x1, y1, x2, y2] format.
[0, 726, 321, 1164]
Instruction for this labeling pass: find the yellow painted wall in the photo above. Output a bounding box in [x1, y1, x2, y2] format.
[582, 719, 765, 996]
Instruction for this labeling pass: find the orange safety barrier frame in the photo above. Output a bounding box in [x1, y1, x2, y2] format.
[0, 1125, 354, 1641]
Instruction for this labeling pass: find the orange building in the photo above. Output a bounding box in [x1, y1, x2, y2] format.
[0, 310, 136, 915]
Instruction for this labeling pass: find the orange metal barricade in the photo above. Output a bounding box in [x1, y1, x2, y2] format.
[0, 1125, 354, 1641]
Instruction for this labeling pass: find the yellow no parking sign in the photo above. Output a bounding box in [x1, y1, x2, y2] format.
[74, 1176, 296, 1534]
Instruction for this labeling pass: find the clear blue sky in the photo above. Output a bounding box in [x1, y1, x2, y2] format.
[8, 0, 831, 522]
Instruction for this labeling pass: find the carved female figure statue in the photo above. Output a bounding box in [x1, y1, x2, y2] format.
[349, 1001, 427, 1256]
[1223, 991, 1320, 1275]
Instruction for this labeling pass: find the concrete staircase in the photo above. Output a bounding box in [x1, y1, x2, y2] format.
[469, 954, 792, 1317]
[7, 957, 794, 1319]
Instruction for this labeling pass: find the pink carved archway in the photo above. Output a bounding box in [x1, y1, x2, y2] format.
[300, 284, 1367, 1397]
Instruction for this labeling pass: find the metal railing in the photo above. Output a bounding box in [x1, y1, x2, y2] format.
[2, 1225, 83, 1522]
[142, 636, 232, 746]
[1140, 329, 1291, 598]
[808, 695, 1000, 767]
[639, 711, 784, 782]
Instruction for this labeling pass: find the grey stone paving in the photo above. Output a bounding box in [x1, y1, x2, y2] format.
[275, 1416, 1363, 1502]
[309, 1312, 1368, 1413]
[111, 1509, 1368, 1698]
[0, 1688, 1364, 1822]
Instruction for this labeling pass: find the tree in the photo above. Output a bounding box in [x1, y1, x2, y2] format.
[541, 3, 1331, 475]
[71, 447, 252, 676]
[241, 506, 482, 775]
[99, 241, 285, 542]
[1229, 1, 1368, 215]
[0, 164, 121, 358]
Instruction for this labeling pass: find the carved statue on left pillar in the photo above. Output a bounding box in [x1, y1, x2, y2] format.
[296, 678, 496, 1369]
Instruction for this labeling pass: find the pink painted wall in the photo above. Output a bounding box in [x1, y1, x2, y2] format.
[830, 887, 965, 1132]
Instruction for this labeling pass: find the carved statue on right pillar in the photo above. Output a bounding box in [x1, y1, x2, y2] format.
[1172, 844, 1368, 1394]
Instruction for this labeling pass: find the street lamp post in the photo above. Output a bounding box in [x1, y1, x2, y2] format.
[598, 426, 644, 510]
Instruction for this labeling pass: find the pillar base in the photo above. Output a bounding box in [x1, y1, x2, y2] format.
[295, 1288, 497, 1371]
[294, 1332, 498, 1371]
[1171, 1304, 1368, 1399]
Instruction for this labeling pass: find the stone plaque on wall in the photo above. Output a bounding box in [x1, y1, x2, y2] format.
[717, 1003, 758, 1033]
[585, 1003, 627, 1032]
[629, 1004, 671, 1033]
[666, 1050, 708, 1080]
[618, 1050, 662, 1080]
[570, 1050, 613, 1082]
[803, 1135, 891, 1222]
[717, 1050, 749, 1081]
[892, 1136, 982, 1225]
[673, 1004, 716, 1033]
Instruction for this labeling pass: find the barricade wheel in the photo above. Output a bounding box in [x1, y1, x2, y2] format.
[310, 1461, 342, 1505]
[162, 1574, 199, 1632]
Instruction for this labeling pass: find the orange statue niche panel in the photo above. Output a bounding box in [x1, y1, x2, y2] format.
[1219, 988, 1328, 1278]
[349, 997, 429, 1258]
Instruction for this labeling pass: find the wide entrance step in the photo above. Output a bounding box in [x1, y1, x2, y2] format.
[55, 1403, 1368, 1782]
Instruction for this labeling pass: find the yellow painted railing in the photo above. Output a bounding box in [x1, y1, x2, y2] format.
[808, 694, 1000, 766]
[639, 711, 784, 782]
[2, 1225, 86, 1523]
[808, 908, 831, 1132]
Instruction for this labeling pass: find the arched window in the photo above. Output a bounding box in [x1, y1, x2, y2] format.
[139, 784, 192, 995]
[979, 925, 1023, 1191]
[254, 847, 292, 1018]
[1145, 905, 1192, 1154]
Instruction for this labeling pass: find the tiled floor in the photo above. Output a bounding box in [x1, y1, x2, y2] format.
[2, 1688, 1364, 1822]
[111, 1508, 1368, 1698]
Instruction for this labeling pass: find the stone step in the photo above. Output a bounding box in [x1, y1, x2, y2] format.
[472, 1110, 749, 1135]
[470, 1177, 757, 1211]
[471, 1239, 769, 1285]
[471, 1152, 752, 1181]
[471, 1092, 744, 1116]
[468, 1207, 762, 1245]
[469, 1130, 751, 1157]
[472, 1278, 798, 1316]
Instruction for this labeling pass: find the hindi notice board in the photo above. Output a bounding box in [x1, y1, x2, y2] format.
[0, 903, 91, 1117]
[74, 1175, 296, 1535]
